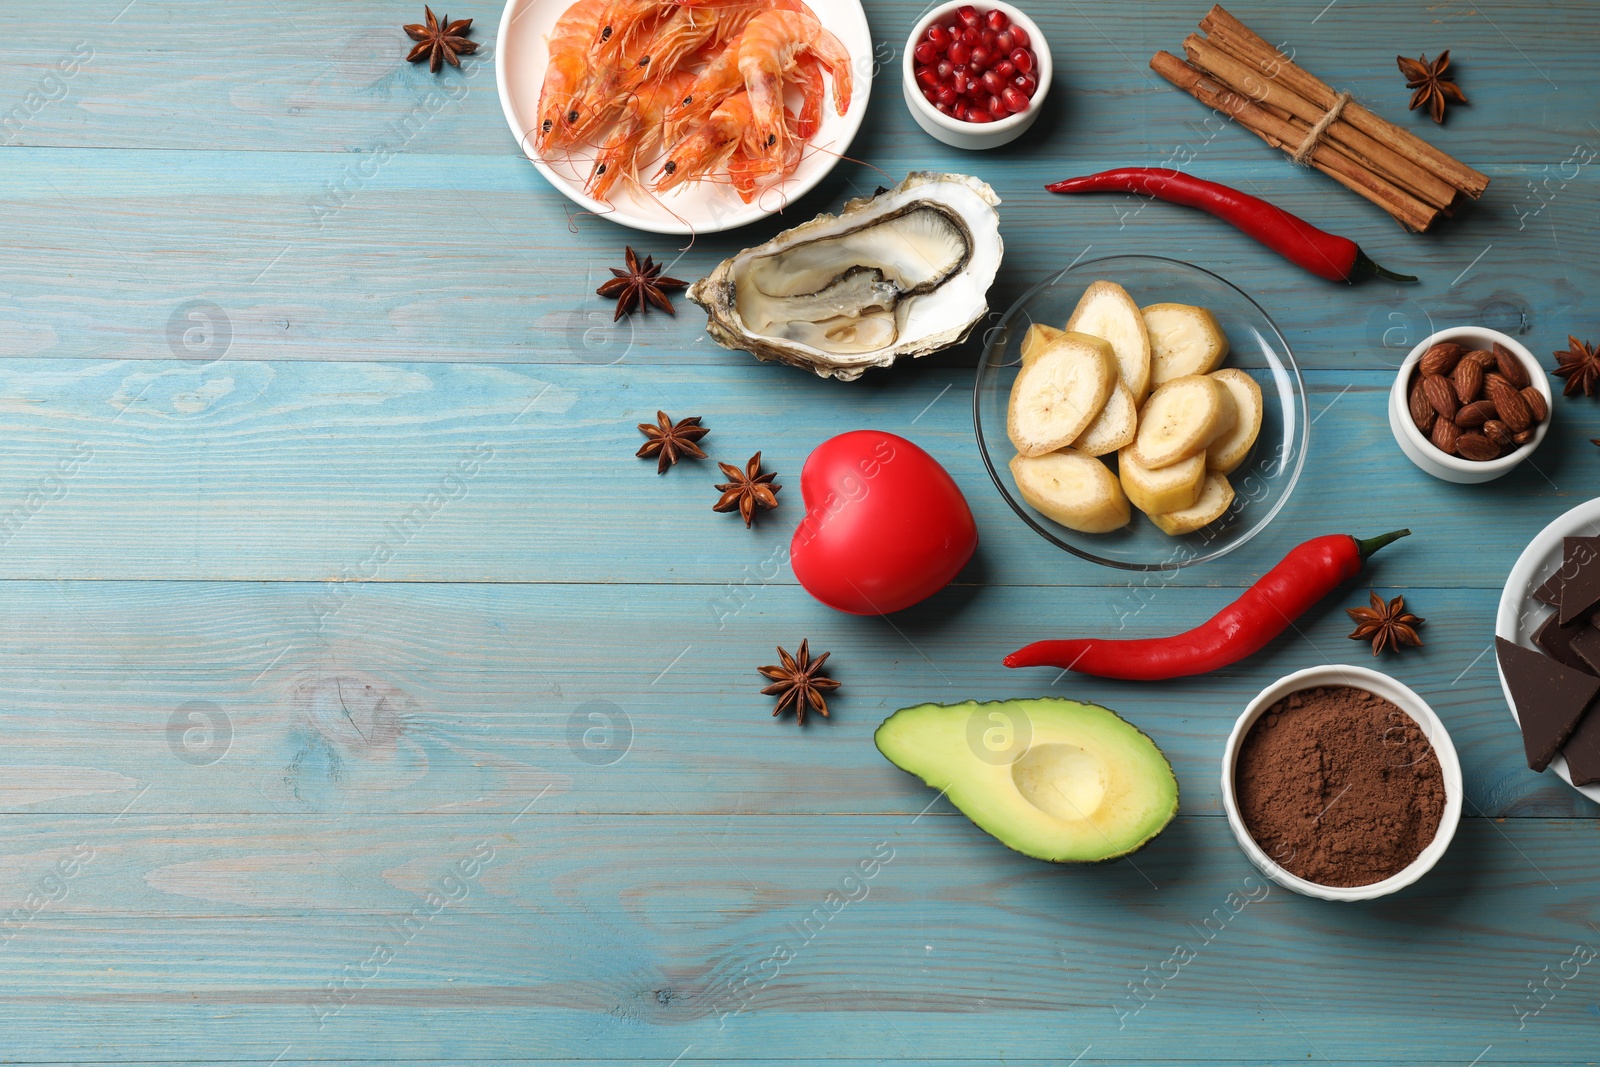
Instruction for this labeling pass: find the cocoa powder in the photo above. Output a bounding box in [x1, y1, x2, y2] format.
[1234, 685, 1446, 888]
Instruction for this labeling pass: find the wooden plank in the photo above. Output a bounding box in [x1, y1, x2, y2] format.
[0, 148, 1591, 365]
[0, 580, 1586, 819]
[0, 359, 1590, 589]
[0, 814, 1593, 1061]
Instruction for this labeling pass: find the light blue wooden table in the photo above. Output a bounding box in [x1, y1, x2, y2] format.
[2, 0, 1598, 1062]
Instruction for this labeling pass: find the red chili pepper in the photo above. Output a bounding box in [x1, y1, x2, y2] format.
[1044, 168, 1416, 284]
[1004, 530, 1411, 680]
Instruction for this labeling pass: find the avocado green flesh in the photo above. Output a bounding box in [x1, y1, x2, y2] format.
[874, 698, 1179, 863]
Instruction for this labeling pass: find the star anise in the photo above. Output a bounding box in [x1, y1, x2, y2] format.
[404, 7, 478, 74]
[596, 247, 685, 321]
[1346, 591, 1425, 655]
[713, 452, 780, 527]
[636, 410, 708, 474]
[758, 640, 840, 725]
[1397, 50, 1466, 124]
[1554, 336, 1600, 398]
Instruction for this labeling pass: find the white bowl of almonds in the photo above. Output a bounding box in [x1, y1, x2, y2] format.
[1389, 326, 1552, 484]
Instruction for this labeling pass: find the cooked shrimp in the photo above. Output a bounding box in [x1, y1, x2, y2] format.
[590, 0, 669, 60]
[737, 10, 852, 155]
[662, 0, 806, 127]
[654, 92, 755, 193]
[587, 70, 695, 202]
[534, 0, 610, 152]
[791, 53, 823, 140]
[728, 126, 803, 202]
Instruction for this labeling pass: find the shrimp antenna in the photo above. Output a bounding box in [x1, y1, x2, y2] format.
[801, 140, 895, 186]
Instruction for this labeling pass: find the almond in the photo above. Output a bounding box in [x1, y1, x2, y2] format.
[1456, 433, 1501, 461]
[1431, 415, 1461, 455]
[1520, 386, 1548, 422]
[1408, 375, 1436, 433]
[1422, 374, 1458, 419]
[1464, 348, 1497, 369]
[1418, 342, 1466, 377]
[1487, 374, 1531, 432]
[1455, 400, 1497, 428]
[1493, 342, 1530, 387]
[1452, 358, 1484, 404]
[1483, 419, 1513, 446]
[1514, 428, 1535, 445]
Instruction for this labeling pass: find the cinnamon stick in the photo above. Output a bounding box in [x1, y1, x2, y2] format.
[1181, 33, 1459, 210]
[1198, 5, 1488, 198]
[1149, 51, 1439, 231]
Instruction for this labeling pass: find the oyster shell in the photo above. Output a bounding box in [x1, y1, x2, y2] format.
[688, 172, 1002, 381]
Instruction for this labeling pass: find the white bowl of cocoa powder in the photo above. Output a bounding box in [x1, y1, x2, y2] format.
[1221, 664, 1462, 901]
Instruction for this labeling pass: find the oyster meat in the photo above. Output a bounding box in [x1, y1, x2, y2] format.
[688, 172, 1002, 380]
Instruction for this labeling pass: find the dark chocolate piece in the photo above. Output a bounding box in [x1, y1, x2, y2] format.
[1561, 705, 1600, 787]
[1535, 612, 1599, 675]
[1559, 538, 1600, 625]
[1533, 536, 1600, 607]
[1572, 625, 1600, 676]
[1496, 637, 1600, 772]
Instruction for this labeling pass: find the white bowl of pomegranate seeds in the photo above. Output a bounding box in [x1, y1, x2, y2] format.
[903, 1, 1051, 150]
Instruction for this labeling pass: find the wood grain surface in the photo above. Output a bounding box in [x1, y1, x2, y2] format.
[2, 0, 1599, 1063]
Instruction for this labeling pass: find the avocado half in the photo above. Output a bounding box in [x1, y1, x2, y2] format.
[875, 698, 1179, 863]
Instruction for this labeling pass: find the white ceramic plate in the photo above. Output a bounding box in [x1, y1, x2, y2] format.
[495, 0, 874, 234]
[1495, 496, 1600, 802]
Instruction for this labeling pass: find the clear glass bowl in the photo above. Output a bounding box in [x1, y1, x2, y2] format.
[973, 255, 1307, 570]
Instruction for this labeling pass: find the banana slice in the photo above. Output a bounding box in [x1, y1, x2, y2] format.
[1019, 322, 1065, 365]
[1010, 450, 1131, 533]
[1143, 303, 1229, 386]
[1129, 374, 1237, 470]
[1066, 281, 1153, 403]
[1073, 383, 1138, 457]
[1118, 447, 1206, 516]
[1206, 368, 1264, 474]
[1007, 333, 1118, 457]
[1149, 472, 1235, 536]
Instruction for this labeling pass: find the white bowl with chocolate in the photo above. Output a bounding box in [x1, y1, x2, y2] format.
[1220, 665, 1463, 902]
[1388, 326, 1552, 484]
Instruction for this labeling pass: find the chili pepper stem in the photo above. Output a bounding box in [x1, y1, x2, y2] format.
[1355, 528, 1412, 561]
[1354, 249, 1418, 283]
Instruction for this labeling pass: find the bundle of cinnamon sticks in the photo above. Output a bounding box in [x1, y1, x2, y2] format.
[1151, 6, 1488, 231]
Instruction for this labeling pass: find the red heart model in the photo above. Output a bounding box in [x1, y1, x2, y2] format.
[791, 431, 978, 615]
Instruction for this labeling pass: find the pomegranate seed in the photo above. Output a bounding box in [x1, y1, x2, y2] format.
[936, 102, 954, 115]
[950, 68, 968, 93]
[966, 107, 993, 123]
[994, 30, 1014, 52]
[956, 5, 979, 27]
[936, 85, 958, 107]
[981, 69, 1005, 94]
[1010, 48, 1033, 74]
[914, 41, 939, 65]
[936, 59, 954, 80]
[927, 23, 951, 48]
[923, 85, 939, 104]
[985, 8, 1008, 30]
[971, 46, 993, 70]
[953, 100, 969, 120]
[985, 92, 1006, 114]
[1009, 24, 1029, 48]
[1015, 72, 1037, 97]
[960, 26, 980, 45]
[966, 79, 987, 100]
[948, 40, 971, 65]
[915, 66, 939, 89]
[993, 59, 1016, 78]
[1002, 86, 1030, 112]
[979, 27, 997, 49]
